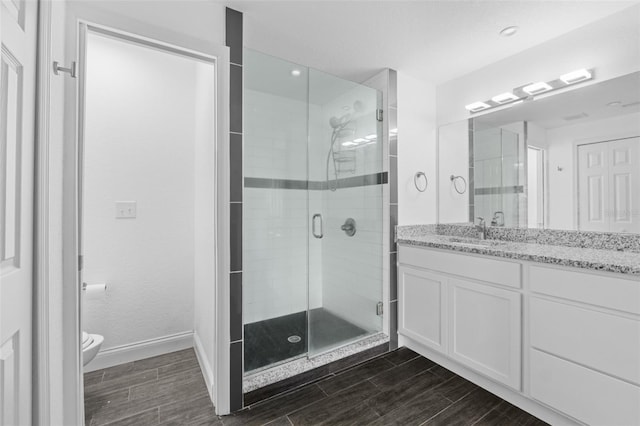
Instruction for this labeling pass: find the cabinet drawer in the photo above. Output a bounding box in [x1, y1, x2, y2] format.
[530, 349, 640, 426]
[399, 245, 521, 289]
[529, 265, 640, 315]
[531, 297, 640, 386]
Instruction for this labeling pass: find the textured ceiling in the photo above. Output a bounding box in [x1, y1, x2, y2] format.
[229, 0, 637, 84]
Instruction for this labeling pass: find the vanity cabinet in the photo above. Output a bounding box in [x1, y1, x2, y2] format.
[448, 278, 521, 390]
[528, 265, 640, 426]
[398, 244, 640, 426]
[398, 266, 447, 354]
[398, 246, 522, 390]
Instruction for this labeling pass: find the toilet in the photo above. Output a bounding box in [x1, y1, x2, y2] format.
[82, 331, 104, 366]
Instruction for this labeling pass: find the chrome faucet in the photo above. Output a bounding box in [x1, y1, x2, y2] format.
[491, 211, 505, 227]
[475, 217, 487, 240]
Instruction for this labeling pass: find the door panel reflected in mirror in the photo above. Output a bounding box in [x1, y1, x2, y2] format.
[438, 71, 640, 234]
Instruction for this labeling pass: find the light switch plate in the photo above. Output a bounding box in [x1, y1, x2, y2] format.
[115, 201, 137, 219]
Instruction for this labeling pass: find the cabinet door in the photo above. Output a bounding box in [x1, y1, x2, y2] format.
[398, 266, 447, 353]
[449, 279, 521, 390]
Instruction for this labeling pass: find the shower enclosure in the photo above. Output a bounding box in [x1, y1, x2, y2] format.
[472, 126, 525, 227]
[243, 49, 384, 372]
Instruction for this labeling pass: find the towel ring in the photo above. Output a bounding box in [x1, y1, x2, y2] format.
[414, 171, 428, 192]
[450, 175, 467, 194]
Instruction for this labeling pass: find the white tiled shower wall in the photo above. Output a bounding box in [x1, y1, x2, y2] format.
[243, 84, 383, 327]
[320, 184, 383, 333]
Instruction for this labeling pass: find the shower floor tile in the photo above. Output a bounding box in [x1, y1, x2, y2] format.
[244, 308, 368, 372]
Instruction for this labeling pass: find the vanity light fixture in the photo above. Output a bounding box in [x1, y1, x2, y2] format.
[465, 68, 594, 114]
[491, 92, 520, 104]
[364, 134, 377, 140]
[342, 141, 357, 147]
[465, 101, 491, 112]
[522, 82, 552, 95]
[354, 138, 367, 143]
[560, 69, 592, 85]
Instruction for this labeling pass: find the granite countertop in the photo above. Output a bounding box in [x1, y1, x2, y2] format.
[397, 225, 640, 276]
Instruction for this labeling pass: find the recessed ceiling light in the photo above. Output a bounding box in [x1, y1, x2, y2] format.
[560, 69, 592, 85]
[607, 101, 622, 107]
[499, 26, 519, 37]
[491, 92, 520, 104]
[522, 82, 552, 95]
[291, 69, 301, 77]
[465, 101, 491, 112]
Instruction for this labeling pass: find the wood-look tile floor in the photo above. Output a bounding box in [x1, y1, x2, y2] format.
[84, 347, 549, 426]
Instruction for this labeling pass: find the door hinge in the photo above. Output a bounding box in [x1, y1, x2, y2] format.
[376, 109, 383, 122]
[78, 255, 83, 271]
[376, 301, 384, 316]
[53, 61, 77, 78]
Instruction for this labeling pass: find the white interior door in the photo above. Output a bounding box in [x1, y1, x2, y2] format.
[578, 142, 609, 232]
[0, 0, 38, 424]
[608, 137, 639, 233]
[578, 138, 640, 233]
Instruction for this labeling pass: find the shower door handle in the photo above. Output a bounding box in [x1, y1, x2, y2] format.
[312, 214, 323, 239]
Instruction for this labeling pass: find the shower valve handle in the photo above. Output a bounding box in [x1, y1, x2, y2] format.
[341, 218, 356, 237]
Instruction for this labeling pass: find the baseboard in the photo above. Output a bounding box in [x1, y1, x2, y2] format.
[193, 332, 215, 401]
[84, 331, 194, 372]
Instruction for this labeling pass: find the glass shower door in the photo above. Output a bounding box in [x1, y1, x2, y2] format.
[307, 69, 383, 356]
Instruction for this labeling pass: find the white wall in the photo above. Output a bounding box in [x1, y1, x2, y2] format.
[193, 61, 217, 392]
[52, 2, 229, 420]
[437, 120, 469, 223]
[318, 85, 383, 333]
[243, 90, 310, 324]
[546, 111, 640, 229]
[436, 4, 640, 125]
[82, 33, 198, 351]
[397, 72, 438, 225]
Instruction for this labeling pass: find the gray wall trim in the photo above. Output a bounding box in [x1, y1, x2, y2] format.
[388, 69, 399, 351]
[468, 119, 475, 222]
[226, 6, 244, 412]
[475, 185, 525, 195]
[244, 172, 388, 191]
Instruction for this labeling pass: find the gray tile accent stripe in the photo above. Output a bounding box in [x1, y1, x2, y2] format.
[388, 69, 398, 353]
[230, 133, 243, 202]
[475, 185, 524, 195]
[225, 8, 243, 65]
[226, 7, 244, 412]
[230, 272, 243, 342]
[230, 341, 244, 411]
[244, 172, 388, 191]
[244, 177, 309, 190]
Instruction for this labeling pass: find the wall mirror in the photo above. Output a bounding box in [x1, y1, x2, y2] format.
[437, 71, 640, 234]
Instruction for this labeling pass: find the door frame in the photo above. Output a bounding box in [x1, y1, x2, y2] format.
[36, 14, 231, 424]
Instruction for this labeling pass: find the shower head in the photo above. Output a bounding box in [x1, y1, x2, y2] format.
[329, 113, 352, 129]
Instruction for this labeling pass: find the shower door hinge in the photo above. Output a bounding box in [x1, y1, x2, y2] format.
[376, 109, 383, 122]
[53, 61, 77, 78]
[376, 301, 383, 316]
[78, 255, 83, 271]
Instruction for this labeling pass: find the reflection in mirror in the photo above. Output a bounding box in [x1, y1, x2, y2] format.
[438, 71, 640, 234]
